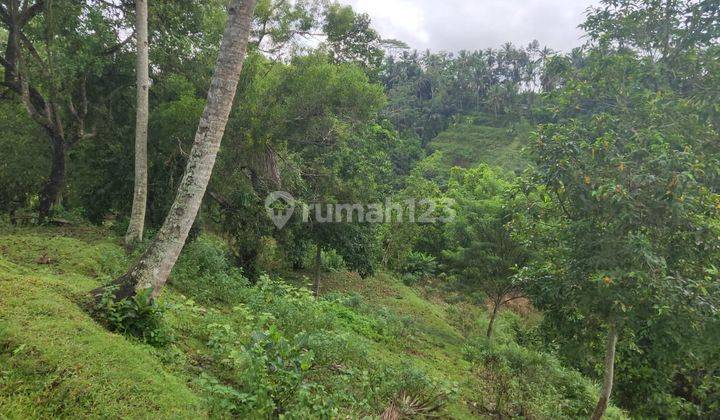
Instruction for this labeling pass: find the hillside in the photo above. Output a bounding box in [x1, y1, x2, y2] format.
[0, 227, 625, 418]
[428, 115, 532, 173]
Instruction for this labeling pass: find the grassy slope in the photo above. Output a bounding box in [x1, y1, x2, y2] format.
[428, 116, 532, 173]
[0, 228, 478, 418]
[318, 272, 475, 416]
[0, 230, 203, 418]
[0, 227, 625, 418]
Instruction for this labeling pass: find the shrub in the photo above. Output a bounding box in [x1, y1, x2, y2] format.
[401, 272, 421, 286]
[171, 235, 249, 305]
[255, 236, 289, 275]
[199, 324, 337, 418]
[369, 363, 455, 417]
[462, 338, 623, 419]
[242, 276, 335, 335]
[400, 251, 437, 279]
[303, 247, 347, 272]
[92, 287, 173, 347]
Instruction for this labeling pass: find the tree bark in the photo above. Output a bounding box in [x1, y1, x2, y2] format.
[313, 243, 322, 297]
[591, 319, 619, 420]
[2, 0, 97, 223]
[96, 0, 258, 300]
[486, 298, 500, 338]
[38, 135, 65, 220]
[125, 0, 150, 247]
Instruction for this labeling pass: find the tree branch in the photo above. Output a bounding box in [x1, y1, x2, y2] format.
[17, 29, 48, 70]
[67, 73, 97, 145]
[19, 0, 44, 26]
[502, 294, 525, 305]
[20, 75, 54, 131]
[102, 29, 135, 56]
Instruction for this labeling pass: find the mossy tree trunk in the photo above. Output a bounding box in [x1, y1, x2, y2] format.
[125, 0, 150, 247]
[39, 135, 66, 220]
[97, 0, 258, 300]
[591, 319, 618, 420]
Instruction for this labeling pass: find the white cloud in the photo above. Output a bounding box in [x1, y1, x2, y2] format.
[340, 0, 600, 52]
[347, 0, 430, 44]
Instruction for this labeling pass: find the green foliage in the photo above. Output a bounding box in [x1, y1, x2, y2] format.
[1, 228, 631, 418]
[3, 0, 718, 417]
[443, 165, 528, 309]
[463, 338, 624, 419]
[429, 117, 531, 173]
[323, 3, 386, 75]
[93, 287, 173, 347]
[401, 251, 438, 276]
[320, 248, 347, 272]
[168, 274, 454, 417]
[199, 324, 332, 418]
[171, 235, 249, 305]
[522, 47, 720, 416]
[0, 102, 48, 215]
[382, 43, 551, 143]
[400, 251, 437, 286]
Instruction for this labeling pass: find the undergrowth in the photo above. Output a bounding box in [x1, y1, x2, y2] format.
[0, 227, 627, 418]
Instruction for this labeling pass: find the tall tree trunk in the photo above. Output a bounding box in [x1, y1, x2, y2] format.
[38, 136, 65, 221]
[591, 319, 619, 420]
[486, 298, 500, 338]
[125, 0, 150, 247]
[313, 243, 322, 297]
[96, 0, 258, 300]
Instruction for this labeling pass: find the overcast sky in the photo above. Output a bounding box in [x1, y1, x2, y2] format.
[341, 0, 601, 53]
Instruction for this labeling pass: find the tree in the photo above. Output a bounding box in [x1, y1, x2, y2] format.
[583, 0, 720, 62]
[525, 50, 720, 418]
[0, 0, 117, 219]
[207, 52, 389, 280]
[125, 0, 149, 246]
[323, 3, 386, 77]
[443, 165, 528, 338]
[99, 0, 259, 300]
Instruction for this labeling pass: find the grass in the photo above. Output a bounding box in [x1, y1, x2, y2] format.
[429, 115, 532, 173]
[0, 231, 204, 419]
[0, 227, 626, 418]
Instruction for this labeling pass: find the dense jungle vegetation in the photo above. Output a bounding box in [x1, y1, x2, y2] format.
[1, 0, 719, 418]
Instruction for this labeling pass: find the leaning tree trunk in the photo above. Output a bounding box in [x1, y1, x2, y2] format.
[125, 0, 150, 247]
[38, 135, 66, 221]
[96, 0, 258, 300]
[591, 319, 619, 420]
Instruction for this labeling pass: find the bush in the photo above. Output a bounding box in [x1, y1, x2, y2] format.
[195, 302, 339, 419]
[401, 272, 421, 286]
[200, 324, 335, 418]
[255, 236, 289, 275]
[303, 247, 347, 273]
[462, 338, 621, 418]
[400, 251, 437, 279]
[180, 277, 453, 417]
[171, 235, 249, 304]
[92, 287, 173, 347]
